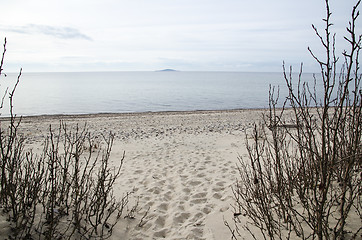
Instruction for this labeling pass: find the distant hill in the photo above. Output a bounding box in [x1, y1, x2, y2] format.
[157, 69, 178, 72]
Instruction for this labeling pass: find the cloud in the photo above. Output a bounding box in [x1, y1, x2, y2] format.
[1, 24, 92, 40]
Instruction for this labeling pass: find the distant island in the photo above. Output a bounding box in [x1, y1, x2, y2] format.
[156, 69, 178, 72]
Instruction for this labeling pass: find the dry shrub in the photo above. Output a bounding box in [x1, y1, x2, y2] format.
[229, 1, 361, 239]
[0, 39, 131, 239]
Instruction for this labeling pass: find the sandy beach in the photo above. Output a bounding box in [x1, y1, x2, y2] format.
[10, 109, 266, 239]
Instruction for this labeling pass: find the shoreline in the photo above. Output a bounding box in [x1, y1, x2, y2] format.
[0, 107, 268, 121]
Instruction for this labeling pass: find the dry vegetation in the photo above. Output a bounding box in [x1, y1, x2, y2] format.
[229, 0, 361, 239]
[0, 40, 131, 239]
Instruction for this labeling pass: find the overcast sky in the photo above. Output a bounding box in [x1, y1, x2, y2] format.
[0, 0, 359, 72]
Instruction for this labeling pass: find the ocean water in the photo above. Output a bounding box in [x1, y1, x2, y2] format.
[0, 71, 321, 116]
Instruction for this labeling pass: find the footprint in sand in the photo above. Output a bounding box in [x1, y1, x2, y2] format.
[134, 169, 143, 174]
[155, 215, 166, 227]
[183, 195, 190, 201]
[216, 181, 225, 187]
[191, 211, 205, 225]
[187, 180, 202, 186]
[212, 186, 223, 192]
[180, 174, 188, 180]
[157, 179, 166, 186]
[192, 192, 207, 199]
[190, 198, 207, 204]
[197, 166, 206, 171]
[190, 227, 204, 237]
[163, 191, 173, 201]
[196, 172, 206, 178]
[202, 206, 212, 214]
[157, 202, 168, 212]
[213, 192, 223, 199]
[182, 188, 191, 194]
[177, 202, 185, 211]
[147, 186, 162, 194]
[153, 229, 167, 238]
[173, 212, 191, 225]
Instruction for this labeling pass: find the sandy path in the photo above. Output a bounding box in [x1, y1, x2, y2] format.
[11, 109, 265, 239]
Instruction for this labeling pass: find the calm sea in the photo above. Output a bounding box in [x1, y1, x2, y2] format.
[0, 71, 321, 116]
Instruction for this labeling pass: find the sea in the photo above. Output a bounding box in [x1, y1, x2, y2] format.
[0, 71, 322, 117]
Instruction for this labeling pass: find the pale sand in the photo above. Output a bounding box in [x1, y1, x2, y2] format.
[10, 109, 266, 239]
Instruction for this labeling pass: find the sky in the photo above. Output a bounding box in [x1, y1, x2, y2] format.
[0, 0, 359, 72]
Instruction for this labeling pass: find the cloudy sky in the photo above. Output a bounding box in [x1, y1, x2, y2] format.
[0, 0, 359, 72]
